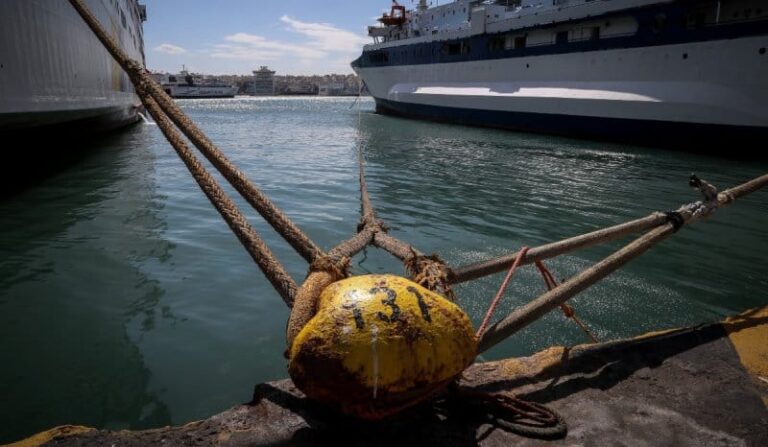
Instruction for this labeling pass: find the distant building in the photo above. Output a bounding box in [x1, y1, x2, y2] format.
[318, 80, 362, 97]
[251, 66, 276, 96]
[318, 82, 345, 96]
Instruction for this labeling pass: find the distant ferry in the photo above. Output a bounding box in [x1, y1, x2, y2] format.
[353, 0, 768, 149]
[159, 71, 239, 99]
[0, 0, 147, 136]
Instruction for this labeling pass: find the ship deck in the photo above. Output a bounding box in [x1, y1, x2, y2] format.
[11, 307, 768, 446]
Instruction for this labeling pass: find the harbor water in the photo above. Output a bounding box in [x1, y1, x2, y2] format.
[1, 97, 767, 443]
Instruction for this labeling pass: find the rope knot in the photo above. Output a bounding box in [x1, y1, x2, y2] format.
[309, 255, 350, 281]
[405, 251, 454, 300]
[690, 174, 719, 202]
[664, 211, 685, 232]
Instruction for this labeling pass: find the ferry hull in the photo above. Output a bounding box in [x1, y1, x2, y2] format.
[374, 97, 768, 151]
[0, 0, 145, 134]
[0, 104, 141, 137]
[356, 35, 768, 150]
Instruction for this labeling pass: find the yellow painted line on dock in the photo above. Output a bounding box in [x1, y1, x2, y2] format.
[3, 426, 93, 447]
[723, 306, 768, 406]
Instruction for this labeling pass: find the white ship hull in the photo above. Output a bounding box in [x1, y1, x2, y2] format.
[359, 36, 767, 127]
[354, 0, 768, 149]
[0, 0, 146, 134]
[164, 85, 238, 99]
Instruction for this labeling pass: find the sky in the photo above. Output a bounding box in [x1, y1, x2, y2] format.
[142, 0, 416, 75]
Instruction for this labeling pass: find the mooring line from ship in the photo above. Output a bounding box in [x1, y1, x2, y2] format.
[67, 0, 322, 266]
[138, 91, 297, 305]
[69, 0, 768, 325]
[535, 261, 599, 344]
[477, 173, 768, 353]
[476, 248, 597, 344]
[454, 387, 567, 439]
[69, 0, 768, 434]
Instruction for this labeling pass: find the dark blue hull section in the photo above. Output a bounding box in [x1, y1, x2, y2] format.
[374, 98, 768, 155]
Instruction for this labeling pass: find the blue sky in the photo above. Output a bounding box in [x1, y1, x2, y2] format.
[143, 0, 406, 75]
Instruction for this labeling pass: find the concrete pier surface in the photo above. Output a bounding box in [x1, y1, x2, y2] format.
[9, 307, 768, 446]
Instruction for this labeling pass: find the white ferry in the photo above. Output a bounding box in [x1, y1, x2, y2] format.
[0, 0, 147, 136]
[159, 71, 238, 99]
[352, 0, 768, 149]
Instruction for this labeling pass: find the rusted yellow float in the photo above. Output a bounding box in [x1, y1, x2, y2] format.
[288, 274, 477, 420]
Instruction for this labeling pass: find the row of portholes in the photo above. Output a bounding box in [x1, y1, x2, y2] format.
[376, 43, 767, 65]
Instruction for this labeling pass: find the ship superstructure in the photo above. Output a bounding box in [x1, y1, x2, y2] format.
[0, 0, 147, 135]
[353, 0, 768, 148]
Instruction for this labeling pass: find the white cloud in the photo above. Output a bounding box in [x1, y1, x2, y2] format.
[208, 17, 367, 66]
[154, 43, 187, 55]
[279, 16, 368, 53]
[211, 32, 326, 61]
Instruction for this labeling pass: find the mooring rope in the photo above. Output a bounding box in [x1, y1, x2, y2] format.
[69, 0, 768, 432]
[67, 0, 323, 265]
[139, 91, 297, 305]
[535, 261, 599, 344]
[456, 388, 567, 439]
[476, 248, 530, 338]
[477, 174, 768, 353]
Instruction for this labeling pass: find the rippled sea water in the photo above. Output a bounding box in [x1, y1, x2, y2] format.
[1, 97, 767, 442]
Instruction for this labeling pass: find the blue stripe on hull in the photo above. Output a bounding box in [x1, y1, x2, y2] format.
[374, 98, 768, 155]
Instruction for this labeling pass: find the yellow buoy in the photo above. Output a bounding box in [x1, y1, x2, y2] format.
[288, 274, 477, 420]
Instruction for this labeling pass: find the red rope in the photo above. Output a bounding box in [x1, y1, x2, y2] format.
[476, 247, 529, 338]
[535, 260, 598, 343]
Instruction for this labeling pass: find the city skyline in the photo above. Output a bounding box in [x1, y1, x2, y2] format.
[143, 0, 398, 75]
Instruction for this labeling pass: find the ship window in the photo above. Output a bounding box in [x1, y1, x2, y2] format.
[588, 26, 600, 40]
[442, 40, 471, 55]
[556, 31, 568, 44]
[488, 36, 505, 51]
[514, 36, 527, 49]
[443, 42, 462, 55]
[368, 51, 388, 63]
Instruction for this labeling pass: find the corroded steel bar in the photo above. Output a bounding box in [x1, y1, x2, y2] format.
[719, 173, 768, 202]
[450, 213, 669, 284]
[478, 224, 675, 353]
[478, 173, 768, 353]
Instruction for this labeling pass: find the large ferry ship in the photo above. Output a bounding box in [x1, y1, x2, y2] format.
[158, 71, 239, 99]
[0, 0, 147, 136]
[352, 0, 768, 148]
